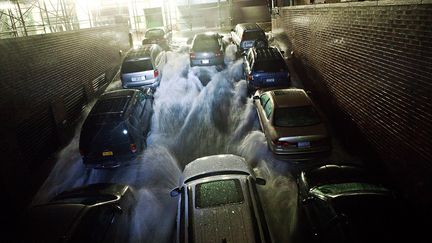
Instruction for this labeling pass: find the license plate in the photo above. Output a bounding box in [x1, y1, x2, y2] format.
[202, 59, 209, 64]
[132, 76, 145, 82]
[102, 151, 113, 156]
[298, 141, 311, 148]
[266, 78, 275, 83]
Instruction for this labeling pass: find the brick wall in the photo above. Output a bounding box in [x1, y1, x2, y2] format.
[273, 1, 432, 205]
[0, 25, 129, 220]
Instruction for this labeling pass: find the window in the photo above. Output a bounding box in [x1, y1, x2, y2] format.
[274, 106, 321, 127]
[263, 99, 273, 119]
[260, 94, 270, 107]
[195, 179, 244, 208]
[192, 36, 220, 52]
[145, 29, 165, 39]
[121, 59, 153, 73]
[243, 30, 266, 41]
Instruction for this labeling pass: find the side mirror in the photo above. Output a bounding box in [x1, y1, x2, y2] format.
[280, 50, 285, 55]
[170, 187, 181, 197]
[256, 177, 266, 185]
[186, 37, 193, 45]
[252, 95, 259, 100]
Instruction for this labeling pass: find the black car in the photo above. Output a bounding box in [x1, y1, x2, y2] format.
[244, 46, 290, 94]
[79, 89, 153, 169]
[296, 164, 407, 243]
[24, 183, 136, 243]
[189, 32, 224, 67]
[142, 27, 171, 50]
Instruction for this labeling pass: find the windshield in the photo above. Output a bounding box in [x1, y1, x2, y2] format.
[192, 36, 220, 52]
[243, 30, 266, 41]
[195, 179, 244, 208]
[121, 59, 153, 73]
[145, 29, 164, 39]
[274, 106, 321, 127]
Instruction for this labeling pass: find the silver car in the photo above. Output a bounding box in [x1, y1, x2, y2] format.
[189, 32, 224, 67]
[170, 154, 271, 243]
[120, 44, 163, 89]
[253, 88, 331, 158]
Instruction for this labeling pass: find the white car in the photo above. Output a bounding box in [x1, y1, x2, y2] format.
[170, 154, 272, 243]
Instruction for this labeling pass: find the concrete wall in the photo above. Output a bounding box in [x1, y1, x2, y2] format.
[0, 25, 129, 225]
[272, 1, 432, 205]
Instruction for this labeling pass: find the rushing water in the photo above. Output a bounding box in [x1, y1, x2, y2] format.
[32, 42, 302, 242]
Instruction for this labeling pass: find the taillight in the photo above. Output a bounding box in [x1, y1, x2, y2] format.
[130, 144, 137, 153]
[190, 52, 196, 59]
[247, 74, 254, 81]
[272, 140, 295, 147]
[154, 69, 159, 77]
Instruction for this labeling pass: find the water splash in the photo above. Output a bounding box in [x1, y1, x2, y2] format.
[32, 40, 299, 242]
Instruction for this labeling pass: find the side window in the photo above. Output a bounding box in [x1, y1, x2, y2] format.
[264, 99, 273, 119]
[260, 94, 270, 107]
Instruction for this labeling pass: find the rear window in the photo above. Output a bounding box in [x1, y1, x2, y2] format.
[192, 36, 220, 52]
[274, 106, 321, 127]
[80, 121, 130, 146]
[254, 59, 287, 72]
[121, 59, 153, 73]
[145, 29, 164, 38]
[195, 179, 244, 208]
[243, 30, 265, 41]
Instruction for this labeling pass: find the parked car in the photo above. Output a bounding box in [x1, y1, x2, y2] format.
[170, 154, 272, 243]
[120, 44, 164, 89]
[253, 88, 331, 158]
[142, 26, 171, 50]
[24, 183, 136, 243]
[231, 23, 268, 55]
[244, 46, 290, 94]
[296, 164, 405, 243]
[189, 32, 224, 67]
[79, 89, 153, 169]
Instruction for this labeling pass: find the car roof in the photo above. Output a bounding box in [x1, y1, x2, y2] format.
[236, 23, 262, 31]
[182, 154, 253, 184]
[266, 88, 312, 108]
[146, 27, 166, 32]
[194, 32, 219, 39]
[125, 44, 159, 58]
[252, 47, 282, 60]
[89, 89, 138, 117]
